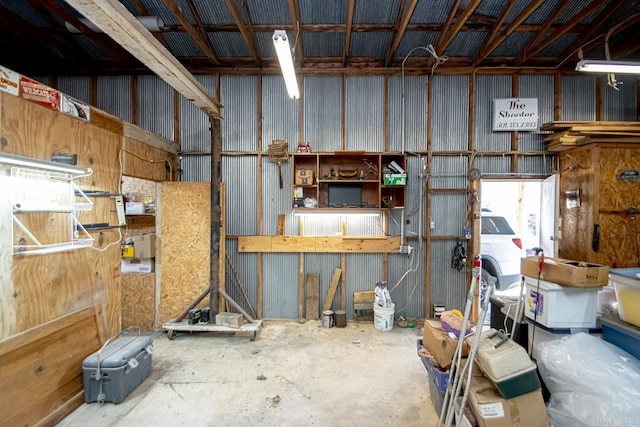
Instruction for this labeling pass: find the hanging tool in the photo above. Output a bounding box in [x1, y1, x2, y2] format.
[451, 239, 467, 271]
[439, 255, 497, 427]
[268, 139, 289, 189]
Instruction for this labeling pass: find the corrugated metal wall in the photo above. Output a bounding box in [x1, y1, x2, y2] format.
[432, 75, 469, 151]
[97, 76, 132, 123]
[58, 76, 90, 104]
[304, 76, 342, 150]
[474, 75, 511, 152]
[346, 76, 384, 151]
[138, 75, 174, 140]
[74, 68, 634, 320]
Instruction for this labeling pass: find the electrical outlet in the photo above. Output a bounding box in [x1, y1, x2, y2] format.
[400, 245, 413, 254]
[430, 220, 435, 230]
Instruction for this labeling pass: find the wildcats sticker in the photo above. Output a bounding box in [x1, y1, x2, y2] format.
[0, 65, 19, 96]
[20, 76, 60, 110]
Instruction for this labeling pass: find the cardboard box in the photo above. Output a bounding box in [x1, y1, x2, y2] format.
[295, 170, 314, 186]
[132, 234, 156, 258]
[422, 319, 470, 369]
[383, 173, 407, 186]
[521, 256, 609, 288]
[468, 376, 549, 427]
[121, 258, 154, 274]
[125, 201, 144, 215]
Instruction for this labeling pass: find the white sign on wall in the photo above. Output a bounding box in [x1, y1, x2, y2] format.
[493, 98, 538, 131]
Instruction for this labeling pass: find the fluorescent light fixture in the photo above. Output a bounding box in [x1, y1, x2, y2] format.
[0, 152, 92, 175]
[576, 60, 640, 74]
[273, 30, 300, 99]
[294, 211, 380, 217]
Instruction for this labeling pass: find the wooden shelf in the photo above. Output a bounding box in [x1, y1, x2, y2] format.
[292, 152, 406, 210]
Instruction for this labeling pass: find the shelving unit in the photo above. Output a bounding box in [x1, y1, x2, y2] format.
[291, 152, 407, 211]
[0, 153, 95, 256]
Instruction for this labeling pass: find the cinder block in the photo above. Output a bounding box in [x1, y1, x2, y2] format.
[215, 312, 245, 328]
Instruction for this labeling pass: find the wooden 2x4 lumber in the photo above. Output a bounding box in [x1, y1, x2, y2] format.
[322, 268, 342, 312]
[238, 236, 402, 253]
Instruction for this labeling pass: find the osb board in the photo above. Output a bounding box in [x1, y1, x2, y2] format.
[121, 273, 155, 330]
[1, 93, 122, 338]
[122, 137, 177, 182]
[159, 182, 211, 323]
[596, 214, 640, 268]
[0, 175, 15, 337]
[0, 305, 105, 427]
[559, 148, 595, 263]
[598, 147, 640, 209]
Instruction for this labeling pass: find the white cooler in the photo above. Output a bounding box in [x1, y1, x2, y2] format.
[524, 276, 600, 328]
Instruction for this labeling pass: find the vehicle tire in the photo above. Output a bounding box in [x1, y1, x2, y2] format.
[480, 270, 491, 304]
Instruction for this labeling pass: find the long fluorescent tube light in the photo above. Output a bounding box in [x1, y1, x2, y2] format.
[273, 30, 300, 99]
[0, 152, 92, 175]
[576, 60, 640, 74]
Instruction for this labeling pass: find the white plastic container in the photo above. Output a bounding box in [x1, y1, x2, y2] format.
[527, 318, 601, 360]
[609, 268, 640, 328]
[524, 276, 600, 328]
[374, 303, 394, 331]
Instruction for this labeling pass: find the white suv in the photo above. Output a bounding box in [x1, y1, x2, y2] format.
[481, 211, 524, 290]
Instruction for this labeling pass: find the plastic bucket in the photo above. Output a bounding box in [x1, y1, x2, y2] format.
[374, 303, 395, 331]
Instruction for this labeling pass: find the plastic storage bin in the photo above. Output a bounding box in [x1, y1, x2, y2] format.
[473, 329, 540, 399]
[524, 276, 600, 328]
[600, 314, 640, 360]
[609, 268, 640, 328]
[417, 339, 448, 412]
[526, 317, 601, 360]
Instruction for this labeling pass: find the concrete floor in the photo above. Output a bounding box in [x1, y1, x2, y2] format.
[58, 320, 439, 427]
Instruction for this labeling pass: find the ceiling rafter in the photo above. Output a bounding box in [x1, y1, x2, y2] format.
[161, 0, 220, 65]
[287, 0, 304, 67]
[130, 0, 171, 50]
[385, 0, 418, 66]
[40, 0, 128, 60]
[519, 0, 611, 64]
[435, 0, 482, 56]
[516, 1, 571, 65]
[559, 1, 626, 64]
[472, 0, 546, 66]
[184, 0, 220, 64]
[240, 1, 261, 64]
[435, 0, 462, 54]
[26, 0, 93, 60]
[612, 37, 640, 60]
[478, 0, 516, 53]
[224, 0, 261, 66]
[343, 0, 355, 66]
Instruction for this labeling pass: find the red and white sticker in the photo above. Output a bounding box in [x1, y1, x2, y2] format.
[20, 76, 60, 110]
[0, 65, 19, 96]
[60, 93, 90, 121]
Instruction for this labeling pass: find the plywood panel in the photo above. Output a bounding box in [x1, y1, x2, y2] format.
[597, 213, 640, 268]
[0, 305, 105, 427]
[159, 182, 211, 323]
[121, 273, 155, 330]
[1, 94, 122, 338]
[598, 147, 640, 209]
[122, 137, 177, 182]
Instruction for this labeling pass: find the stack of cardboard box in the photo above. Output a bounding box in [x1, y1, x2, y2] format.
[121, 233, 156, 273]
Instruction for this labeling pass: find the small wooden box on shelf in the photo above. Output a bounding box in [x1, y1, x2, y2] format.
[291, 152, 406, 211]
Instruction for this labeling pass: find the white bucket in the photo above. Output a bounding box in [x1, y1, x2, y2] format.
[374, 303, 395, 331]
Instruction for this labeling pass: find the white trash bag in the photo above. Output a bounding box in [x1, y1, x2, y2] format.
[537, 333, 640, 427]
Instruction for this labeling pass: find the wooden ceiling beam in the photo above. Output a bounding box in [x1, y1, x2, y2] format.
[472, 0, 545, 66]
[161, 0, 220, 65]
[612, 37, 640, 60]
[435, 0, 482, 56]
[343, 0, 355, 66]
[519, 0, 610, 64]
[385, 0, 418, 66]
[516, 1, 571, 65]
[224, 0, 261, 66]
[62, 0, 220, 116]
[478, 0, 516, 52]
[130, 0, 171, 49]
[287, 0, 304, 67]
[41, 0, 128, 60]
[435, 0, 462, 55]
[559, 1, 627, 63]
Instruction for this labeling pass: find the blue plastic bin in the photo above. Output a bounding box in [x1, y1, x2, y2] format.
[417, 339, 450, 394]
[600, 314, 640, 360]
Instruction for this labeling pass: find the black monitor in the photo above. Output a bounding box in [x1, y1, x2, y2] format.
[328, 184, 361, 207]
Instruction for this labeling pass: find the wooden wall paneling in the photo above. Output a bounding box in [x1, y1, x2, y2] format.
[122, 136, 176, 181]
[1, 94, 121, 337]
[598, 146, 640, 209]
[597, 213, 640, 267]
[0, 164, 16, 338]
[159, 182, 211, 323]
[558, 147, 595, 262]
[0, 305, 105, 427]
[121, 273, 155, 330]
